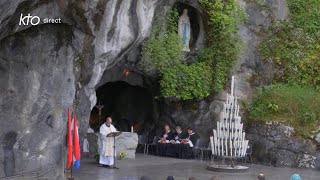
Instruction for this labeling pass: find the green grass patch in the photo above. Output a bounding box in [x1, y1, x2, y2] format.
[247, 84, 320, 137]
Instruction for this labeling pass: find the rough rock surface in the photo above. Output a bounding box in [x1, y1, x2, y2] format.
[0, 0, 161, 178]
[87, 133, 98, 154]
[1, 0, 317, 178]
[154, 99, 221, 142]
[233, 0, 289, 99]
[0, 24, 75, 178]
[247, 121, 320, 169]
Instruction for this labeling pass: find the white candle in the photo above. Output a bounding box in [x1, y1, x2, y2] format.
[226, 94, 229, 106]
[245, 140, 249, 156]
[230, 138, 232, 157]
[227, 123, 229, 139]
[242, 132, 246, 141]
[237, 105, 240, 117]
[217, 139, 220, 156]
[214, 136, 217, 156]
[221, 138, 224, 156]
[231, 76, 234, 96]
[131, 126, 133, 133]
[230, 103, 234, 124]
[226, 138, 229, 156]
[240, 139, 243, 156]
[223, 102, 226, 119]
[210, 136, 214, 155]
[217, 122, 220, 138]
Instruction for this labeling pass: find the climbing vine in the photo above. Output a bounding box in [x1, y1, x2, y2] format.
[198, 0, 246, 91]
[140, 9, 182, 75]
[160, 62, 213, 100]
[258, 0, 320, 90]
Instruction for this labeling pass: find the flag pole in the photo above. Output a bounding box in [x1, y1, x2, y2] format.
[66, 106, 73, 180]
[68, 101, 77, 180]
[69, 162, 74, 180]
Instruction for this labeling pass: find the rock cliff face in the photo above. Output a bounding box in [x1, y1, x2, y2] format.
[247, 121, 320, 169]
[152, 0, 290, 143]
[0, 0, 318, 178]
[0, 0, 161, 178]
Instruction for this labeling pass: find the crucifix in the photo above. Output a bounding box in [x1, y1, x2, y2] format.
[95, 101, 104, 126]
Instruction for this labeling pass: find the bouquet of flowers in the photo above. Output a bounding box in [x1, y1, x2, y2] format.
[118, 151, 126, 159]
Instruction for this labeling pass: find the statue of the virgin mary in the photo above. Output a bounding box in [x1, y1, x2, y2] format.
[178, 9, 191, 52]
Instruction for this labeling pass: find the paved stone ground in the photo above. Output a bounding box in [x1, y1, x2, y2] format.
[73, 154, 320, 180]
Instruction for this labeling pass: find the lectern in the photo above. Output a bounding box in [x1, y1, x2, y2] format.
[106, 131, 122, 169]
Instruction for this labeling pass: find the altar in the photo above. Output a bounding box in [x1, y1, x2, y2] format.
[87, 132, 138, 159]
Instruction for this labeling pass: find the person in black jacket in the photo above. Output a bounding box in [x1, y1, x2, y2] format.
[187, 127, 199, 146]
[174, 126, 187, 143]
[159, 124, 175, 142]
[157, 124, 175, 156]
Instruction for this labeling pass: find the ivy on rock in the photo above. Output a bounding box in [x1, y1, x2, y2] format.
[141, 1, 245, 100]
[259, 0, 320, 90]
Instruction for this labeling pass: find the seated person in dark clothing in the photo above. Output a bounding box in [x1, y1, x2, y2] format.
[158, 124, 175, 143]
[186, 127, 199, 147]
[174, 126, 187, 143]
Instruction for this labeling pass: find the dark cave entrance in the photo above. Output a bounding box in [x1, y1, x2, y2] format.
[89, 81, 155, 134]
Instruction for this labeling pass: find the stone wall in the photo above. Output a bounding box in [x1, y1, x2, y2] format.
[247, 121, 320, 169]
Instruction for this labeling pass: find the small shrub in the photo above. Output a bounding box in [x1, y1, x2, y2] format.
[160, 63, 213, 100]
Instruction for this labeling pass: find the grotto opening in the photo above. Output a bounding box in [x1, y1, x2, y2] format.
[1, 0, 320, 179]
[89, 81, 154, 134]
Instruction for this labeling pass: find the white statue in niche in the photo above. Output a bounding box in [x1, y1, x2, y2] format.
[178, 9, 191, 52]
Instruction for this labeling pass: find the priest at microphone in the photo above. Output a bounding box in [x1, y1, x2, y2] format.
[98, 117, 117, 168]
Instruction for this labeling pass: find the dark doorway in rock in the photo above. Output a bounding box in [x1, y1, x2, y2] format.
[90, 81, 154, 134]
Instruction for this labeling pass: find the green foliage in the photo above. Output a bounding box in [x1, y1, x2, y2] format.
[199, 0, 246, 92]
[287, 0, 320, 35]
[141, 8, 214, 100]
[140, 9, 182, 74]
[200, 0, 246, 41]
[258, 0, 320, 90]
[142, 31, 182, 72]
[141, 1, 245, 100]
[247, 84, 320, 136]
[160, 63, 213, 100]
[166, 8, 179, 33]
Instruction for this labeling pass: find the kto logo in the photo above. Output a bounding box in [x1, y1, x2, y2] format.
[19, 13, 40, 26]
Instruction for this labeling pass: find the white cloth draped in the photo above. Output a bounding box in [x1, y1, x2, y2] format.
[98, 123, 117, 165]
